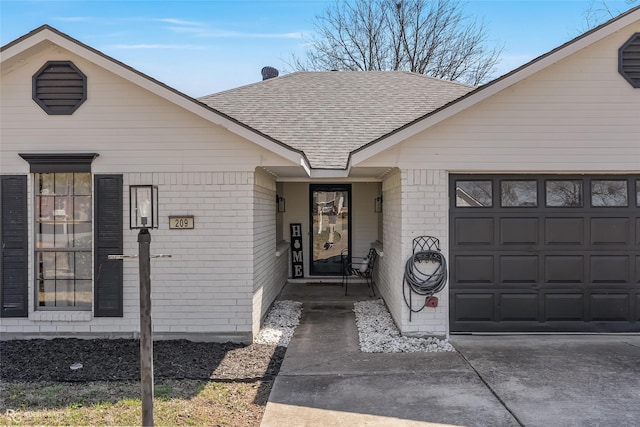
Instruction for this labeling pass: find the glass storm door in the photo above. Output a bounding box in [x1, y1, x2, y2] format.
[310, 184, 351, 276]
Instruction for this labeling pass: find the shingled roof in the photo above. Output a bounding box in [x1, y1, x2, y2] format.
[199, 71, 474, 169]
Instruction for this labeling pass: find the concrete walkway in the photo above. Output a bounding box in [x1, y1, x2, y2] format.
[261, 282, 640, 427]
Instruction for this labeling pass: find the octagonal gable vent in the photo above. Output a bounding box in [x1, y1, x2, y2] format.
[619, 33, 640, 88]
[32, 61, 87, 115]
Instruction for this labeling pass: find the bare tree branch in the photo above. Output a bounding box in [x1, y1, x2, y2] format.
[292, 0, 503, 85]
[582, 0, 637, 31]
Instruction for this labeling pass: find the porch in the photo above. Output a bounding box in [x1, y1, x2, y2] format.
[277, 280, 379, 304]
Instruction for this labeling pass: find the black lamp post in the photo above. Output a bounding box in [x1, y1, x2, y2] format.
[130, 185, 158, 427]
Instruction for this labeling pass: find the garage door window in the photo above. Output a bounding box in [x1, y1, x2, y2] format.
[546, 180, 583, 207]
[591, 180, 628, 207]
[455, 180, 492, 207]
[501, 180, 537, 207]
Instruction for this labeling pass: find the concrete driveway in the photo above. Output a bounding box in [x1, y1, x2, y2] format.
[262, 285, 640, 427]
[451, 335, 640, 427]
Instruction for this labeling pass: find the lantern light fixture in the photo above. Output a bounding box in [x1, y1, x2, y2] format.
[276, 195, 286, 213]
[130, 185, 159, 229]
[374, 195, 383, 213]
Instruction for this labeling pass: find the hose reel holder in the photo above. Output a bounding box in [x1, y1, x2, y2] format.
[403, 236, 448, 321]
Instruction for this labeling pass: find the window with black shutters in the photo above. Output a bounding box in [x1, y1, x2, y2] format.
[17, 154, 124, 317]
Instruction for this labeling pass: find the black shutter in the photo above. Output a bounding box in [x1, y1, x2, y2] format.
[1, 175, 28, 317]
[94, 174, 123, 317]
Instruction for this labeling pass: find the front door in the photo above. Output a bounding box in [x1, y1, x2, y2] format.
[310, 184, 351, 276]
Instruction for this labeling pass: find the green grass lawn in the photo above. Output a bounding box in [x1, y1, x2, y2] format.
[1, 379, 270, 426]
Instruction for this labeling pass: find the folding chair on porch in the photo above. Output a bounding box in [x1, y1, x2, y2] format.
[342, 247, 378, 296]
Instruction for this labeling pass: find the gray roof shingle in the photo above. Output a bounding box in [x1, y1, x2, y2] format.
[199, 71, 474, 169]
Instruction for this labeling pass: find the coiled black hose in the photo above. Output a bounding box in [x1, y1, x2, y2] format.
[403, 250, 447, 313]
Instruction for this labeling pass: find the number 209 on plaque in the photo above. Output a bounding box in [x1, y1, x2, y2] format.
[169, 216, 194, 229]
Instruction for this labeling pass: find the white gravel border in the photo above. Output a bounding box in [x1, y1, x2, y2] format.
[354, 299, 455, 353]
[253, 298, 454, 353]
[254, 300, 302, 347]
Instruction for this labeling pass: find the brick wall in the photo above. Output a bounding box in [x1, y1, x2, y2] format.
[398, 169, 449, 336]
[251, 168, 288, 337]
[1, 171, 262, 342]
[378, 169, 404, 325]
[378, 169, 449, 337]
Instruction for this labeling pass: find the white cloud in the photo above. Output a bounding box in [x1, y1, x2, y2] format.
[163, 24, 306, 39]
[53, 16, 94, 22]
[138, 16, 305, 39]
[111, 43, 205, 50]
[153, 18, 202, 26]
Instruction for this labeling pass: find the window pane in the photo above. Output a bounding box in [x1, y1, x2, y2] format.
[591, 180, 628, 207]
[501, 181, 537, 207]
[36, 219, 55, 249]
[75, 281, 92, 310]
[546, 180, 583, 207]
[39, 280, 56, 307]
[74, 173, 92, 195]
[55, 252, 74, 279]
[54, 195, 72, 219]
[456, 181, 492, 207]
[54, 173, 72, 195]
[75, 252, 92, 280]
[56, 279, 75, 307]
[36, 195, 55, 220]
[73, 223, 92, 248]
[52, 224, 72, 248]
[37, 173, 55, 195]
[38, 252, 56, 280]
[73, 196, 91, 221]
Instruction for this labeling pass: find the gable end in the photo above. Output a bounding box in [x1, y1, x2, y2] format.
[32, 60, 87, 114]
[619, 33, 640, 88]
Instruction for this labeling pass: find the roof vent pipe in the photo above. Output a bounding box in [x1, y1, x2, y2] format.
[261, 66, 279, 80]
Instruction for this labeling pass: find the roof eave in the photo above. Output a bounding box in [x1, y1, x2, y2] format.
[350, 6, 640, 167]
[1, 25, 310, 174]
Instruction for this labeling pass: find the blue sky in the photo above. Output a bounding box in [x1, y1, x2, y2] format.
[1, 0, 636, 97]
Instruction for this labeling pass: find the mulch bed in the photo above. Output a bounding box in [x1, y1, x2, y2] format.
[0, 339, 286, 382]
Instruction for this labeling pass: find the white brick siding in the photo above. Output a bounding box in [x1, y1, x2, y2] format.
[378, 169, 403, 325]
[398, 169, 449, 336]
[252, 168, 288, 337]
[1, 171, 266, 342]
[378, 169, 449, 337]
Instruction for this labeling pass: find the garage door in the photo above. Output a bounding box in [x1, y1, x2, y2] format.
[449, 174, 640, 333]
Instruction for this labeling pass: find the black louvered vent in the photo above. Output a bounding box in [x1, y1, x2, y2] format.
[32, 61, 87, 114]
[619, 33, 640, 88]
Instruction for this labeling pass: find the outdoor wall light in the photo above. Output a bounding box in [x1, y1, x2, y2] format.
[374, 195, 383, 213]
[276, 195, 286, 213]
[130, 185, 159, 229]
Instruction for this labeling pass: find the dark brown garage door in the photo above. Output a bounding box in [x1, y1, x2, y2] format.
[449, 174, 640, 333]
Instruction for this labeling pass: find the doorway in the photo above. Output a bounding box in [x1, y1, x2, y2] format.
[310, 184, 351, 276]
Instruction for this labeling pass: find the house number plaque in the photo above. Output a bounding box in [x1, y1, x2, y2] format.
[169, 216, 194, 229]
